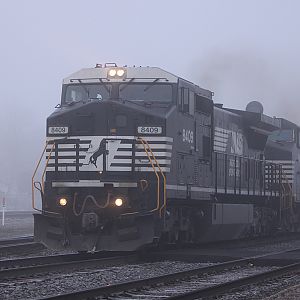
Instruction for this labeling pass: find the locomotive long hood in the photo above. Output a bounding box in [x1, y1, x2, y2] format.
[225, 108, 281, 134]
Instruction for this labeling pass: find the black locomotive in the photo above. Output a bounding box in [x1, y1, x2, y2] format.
[33, 63, 300, 251]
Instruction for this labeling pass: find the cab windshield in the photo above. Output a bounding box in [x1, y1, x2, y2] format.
[269, 129, 295, 143]
[64, 84, 111, 104]
[119, 83, 172, 102]
[63, 83, 173, 104]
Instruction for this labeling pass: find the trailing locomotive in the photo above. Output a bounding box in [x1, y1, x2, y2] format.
[33, 63, 300, 251]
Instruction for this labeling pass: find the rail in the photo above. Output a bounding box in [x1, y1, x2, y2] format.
[214, 152, 285, 197]
[279, 170, 295, 227]
[41, 142, 55, 193]
[32, 141, 49, 212]
[137, 137, 166, 217]
[0, 252, 138, 280]
[32, 140, 59, 215]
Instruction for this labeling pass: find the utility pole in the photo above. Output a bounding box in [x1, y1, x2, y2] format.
[2, 195, 5, 226]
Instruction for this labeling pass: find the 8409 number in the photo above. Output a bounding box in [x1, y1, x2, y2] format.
[48, 126, 69, 135]
[137, 126, 162, 134]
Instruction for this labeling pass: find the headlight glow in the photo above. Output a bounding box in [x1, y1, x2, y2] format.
[59, 198, 67, 206]
[117, 69, 125, 77]
[114, 198, 123, 207]
[108, 69, 117, 77]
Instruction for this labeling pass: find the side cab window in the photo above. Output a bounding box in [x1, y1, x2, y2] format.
[194, 93, 214, 160]
[178, 84, 194, 116]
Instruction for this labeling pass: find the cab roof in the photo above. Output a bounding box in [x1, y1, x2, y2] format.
[63, 65, 179, 84]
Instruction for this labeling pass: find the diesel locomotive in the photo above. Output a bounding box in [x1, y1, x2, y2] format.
[33, 63, 300, 251]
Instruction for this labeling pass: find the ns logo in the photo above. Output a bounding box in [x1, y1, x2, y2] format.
[230, 131, 243, 156]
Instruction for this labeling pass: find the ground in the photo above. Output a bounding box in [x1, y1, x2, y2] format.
[0, 211, 33, 239]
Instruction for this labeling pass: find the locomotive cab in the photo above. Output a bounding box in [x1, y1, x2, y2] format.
[34, 65, 184, 251]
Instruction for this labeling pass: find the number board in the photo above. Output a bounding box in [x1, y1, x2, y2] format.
[137, 126, 162, 135]
[48, 126, 69, 135]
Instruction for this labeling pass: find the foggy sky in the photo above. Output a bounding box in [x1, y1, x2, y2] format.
[0, 0, 300, 208]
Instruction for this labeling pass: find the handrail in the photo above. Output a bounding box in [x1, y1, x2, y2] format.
[279, 170, 295, 229]
[139, 138, 167, 217]
[138, 137, 161, 214]
[32, 140, 60, 215]
[281, 172, 293, 210]
[41, 143, 55, 193]
[32, 141, 49, 212]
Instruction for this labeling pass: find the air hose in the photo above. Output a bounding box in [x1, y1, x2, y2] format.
[72, 192, 111, 216]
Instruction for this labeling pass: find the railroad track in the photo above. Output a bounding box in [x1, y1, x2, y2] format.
[0, 235, 45, 256]
[0, 251, 138, 280]
[0, 235, 34, 246]
[41, 247, 300, 300]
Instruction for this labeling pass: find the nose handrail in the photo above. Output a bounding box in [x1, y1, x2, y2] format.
[32, 141, 49, 212]
[121, 137, 166, 218]
[42, 142, 55, 193]
[137, 137, 166, 217]
[32, 140, 60, 215]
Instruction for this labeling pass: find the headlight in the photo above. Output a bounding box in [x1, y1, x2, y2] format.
[117, 69, 125, 77]
[108, 69, 117, 77]
[59, 198, 67, 206]
[107, 68, 126, 79]
[114, 198, 123, 207]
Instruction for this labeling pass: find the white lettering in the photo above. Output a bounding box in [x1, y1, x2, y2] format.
[48, 127, 69, 135]
[137, 126, 162, 134]
[230, 132, 243, 155]
[183, 129, 194, 144]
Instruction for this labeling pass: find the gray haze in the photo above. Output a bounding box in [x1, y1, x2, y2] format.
[0, 0, 300, 209]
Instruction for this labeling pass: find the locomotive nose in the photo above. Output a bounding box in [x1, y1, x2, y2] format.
[48, 101, 109, 136]
[48, 101, 139, 137]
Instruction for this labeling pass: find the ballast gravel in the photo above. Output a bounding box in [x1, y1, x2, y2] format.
[214, 274, 300, 300]
[0, 261, 210, 299]
[0, 261, 277, 299]
[106, 265, 276, 300]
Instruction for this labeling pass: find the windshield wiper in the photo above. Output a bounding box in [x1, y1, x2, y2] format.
[120, 77, 168, 92]
[143, 78, 160, 92]
[119, 78, 135, 92]
[98, 78, 110, 93]
[119, 97, 145, 108]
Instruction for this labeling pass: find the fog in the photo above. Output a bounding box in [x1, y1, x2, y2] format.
[192, 47, 300, 121]
[0, 0, 299, 209]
